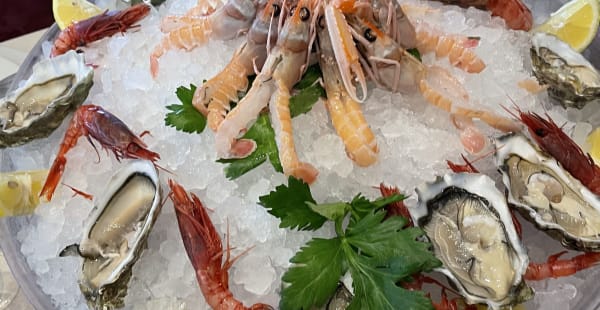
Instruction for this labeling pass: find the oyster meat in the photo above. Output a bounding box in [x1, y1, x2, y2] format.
[531, 32, 600, 109]
[495, 133, 600, 251]
[60, 160, 162, 309]
[0, 50, 93, 148]
[410, 173, 531, 309]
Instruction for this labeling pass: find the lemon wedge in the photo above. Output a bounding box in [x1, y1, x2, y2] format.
[0, 170, 48, 217]
[53, 0, 104, 30]
[534, 0, 600, 52]
[587, 127, 600, 165]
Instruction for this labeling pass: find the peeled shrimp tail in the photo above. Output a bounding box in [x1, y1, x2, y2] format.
[269, 80, 318, 184]
[415, 27, 485, 73]
[150, 20, 213, 77]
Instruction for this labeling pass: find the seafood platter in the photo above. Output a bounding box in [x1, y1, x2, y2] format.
[2, 0, 600, 309]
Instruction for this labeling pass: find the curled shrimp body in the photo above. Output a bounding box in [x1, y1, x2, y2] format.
[51, 4, 151, 57]
[319, 18, 378, 167]
[518, 111, 600, 195]
[150, 0, 261, 78]
[193, 0, 281, 131]
[415, 26, 485, 73]
[40, 105, 160, 201]
[525, 251, 600, 280]
[216, 0, 319, 184]
[160, 0, 228, 32]
[168, 180, 273, 310]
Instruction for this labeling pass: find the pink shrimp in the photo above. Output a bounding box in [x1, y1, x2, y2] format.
[40, 105, 160, 201]
[168, 180, 273, 310]
[51, 4, 150, 57]
[525, 251, 600, 280]
[431, 0, 532, 31]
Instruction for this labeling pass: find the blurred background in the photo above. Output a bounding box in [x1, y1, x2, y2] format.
[0, 1, 54, 42]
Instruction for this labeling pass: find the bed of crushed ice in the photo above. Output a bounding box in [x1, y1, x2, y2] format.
[4, 0, 600, 309]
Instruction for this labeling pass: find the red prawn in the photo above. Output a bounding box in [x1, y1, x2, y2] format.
[40, 104, 160, 201]
[434, 0, 532, 31]
[51, 3, 151, 57]
[525, 251, 600, 280]
[168, 180, 273, 310]
[518, 110, 600, 196]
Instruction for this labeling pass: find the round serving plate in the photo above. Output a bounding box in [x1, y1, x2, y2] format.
[0, 0, 599, 309]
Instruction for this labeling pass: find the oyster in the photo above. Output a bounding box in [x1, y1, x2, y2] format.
[0, 50, 93, 148]
[495, 133, 600, 251]
[531, 32, 600, 109]
[410, 173, 532, 309]
[60, 160, 162, 309]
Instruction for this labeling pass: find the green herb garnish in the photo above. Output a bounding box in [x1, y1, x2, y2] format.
[290, 64, 326, 117]
[164, 84, 207, 133]
[217, 114, 282, 179]
[407, 48, 422, 62]
[259, 177, 441, 310]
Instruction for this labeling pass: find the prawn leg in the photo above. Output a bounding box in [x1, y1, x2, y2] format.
[525, 251, 600, 280]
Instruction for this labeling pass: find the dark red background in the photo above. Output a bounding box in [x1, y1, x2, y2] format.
[0, 1, 54, 41]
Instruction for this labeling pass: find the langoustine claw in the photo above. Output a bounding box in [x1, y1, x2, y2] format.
[168, 180, 273, 310]
[40, 104, 160, 201]
[51, 4, 151, 57]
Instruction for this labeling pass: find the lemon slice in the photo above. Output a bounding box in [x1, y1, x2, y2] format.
[0, 170, 48, 217]
[53, 0, 104, 30]
[534, 0, 600, 52]
[587, 127, 600, 165]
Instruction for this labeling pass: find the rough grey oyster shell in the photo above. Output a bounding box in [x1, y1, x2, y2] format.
[60, 160, 162, 309]
[410, 173, 532, 309]
[0, 51, 93, 148]
[531, 32, 600, 109]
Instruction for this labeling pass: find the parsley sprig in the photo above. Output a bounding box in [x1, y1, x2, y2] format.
[259, 177, 442, 310]
[165, 66, 325, 179]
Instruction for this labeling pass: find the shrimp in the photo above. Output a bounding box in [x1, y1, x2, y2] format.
[215, 0, 319, 184]
[414, 25, 485, 73]
[51, 4, 151, 57]
[168, 180, 273, 310]
[378, 183, 412, 224]
[371, 0, 416, 48]
[160, 0, 228, 32]
[39, 105, 160, 201]
[517, 110, 600, 195]
[318, 17, 378, 167]
[525, 251, 600, 280]
[432, 0, 532, 31]
[193, 0, 281, 131]
[150, 0, 261, 78]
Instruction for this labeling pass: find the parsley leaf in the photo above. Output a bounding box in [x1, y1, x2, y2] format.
[407, 48, 422, 62]
[217, 114, 283, 179]
[164, 84, 207, 133]
[290, 64, 326, 118]
[258, 177, 326, 230]
[272, 182, 441, 310]
[280, 238, 345, 310]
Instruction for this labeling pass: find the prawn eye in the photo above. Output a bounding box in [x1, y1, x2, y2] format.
[272, 4, 281, 17]
[289, 5, 296, 16]
[364, 28, 376, 42]
[299, 7, 310, 21]
[127, 143, 140, 154]
[534, 128, 547, 137]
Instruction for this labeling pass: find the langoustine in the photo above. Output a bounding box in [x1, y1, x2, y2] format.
[215, 0, 320, 184]
[192, 0, 282, 131]
[150, 0, 264, 77]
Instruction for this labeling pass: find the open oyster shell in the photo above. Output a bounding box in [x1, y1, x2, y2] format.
[0, 50, 93, 148]
[410, 173, 532, 309]
[531, 32, 600, 109]
[61, 160, 162, 309]
[495, 133, 600, 251]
